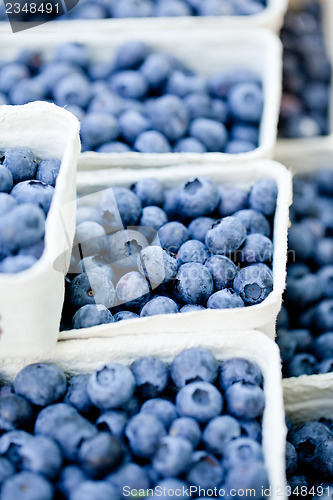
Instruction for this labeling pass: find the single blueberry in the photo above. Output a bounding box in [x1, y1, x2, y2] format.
[108, 229, 149, 271]
[113, 310, 139, 322]
[188, 217, 215, 243]
[0, 166, 13, 193]
[207, 289, 245, 309]
[140, 53, 172, 89]
[99, 186, 142, 229]
[116, 271, 150, 308]
[169, 417, 201, 448]
[186, 451, 225, 489]
[2, 148, 37, 183]
[131, 356, 169, 399]
[174, 262, 214, 305]
[152, 436, 193, 477]
[171, 347, 218, 388]
[11, 180, 54, 216]
[218, 185, 248, 217]
[80, 113, 119, 149]
[228, 81, 263, 123]
[140, 296, 179, 316]
[118, 110, 150, 145]
[96, 411, 127, 440]
[286, 441, 298, 477]
[238, 234, 273, 264]
[87, 363, 136, 410]
[205, 217, 247, 255]
[287, 354, 318, 377]
[177, 177, 220, 219]
[2, 471, 53, 500]
[69, 272, 116, 310]
[225, 382, 265, 419]
[69, 480, 120, 500]
[74, 221, 107, 258]
[110, 71, 148, 100]
[125, 413, 166, 458]
[134, 130, 171, 153]
[203, 415, 241, 455]
[174, 137, 207, 153]
[14, 363, 67, 407]
[107, 463, 150, 493]
[132, 177, 165, 207]
[140, 206, 168, 231]
[233, 264, 273, 305]
[204, 255, 237, 290]
[0, 193, 16, 216]
[148, 94, 188, 141]
[78, 432, 124, 478]
[54, 73, 92, 108]
[220, 357, 263, 390]
[177, 240, 209, 266]
[72, 304, 115, 329]
[36, 159, 61, 187]
[234, 209, 271, 237]
[166, 70, 206, 97]
[176, 381, 223, 423]
[180, 304, 206, 313]
[223, 437, 264, 467]
[249, 179, 278, 217]
[64, 374, 94, 414]
[113, 41, 151, 70]
[158, 221, 190, 253]
[190, 118, 227, 152]
[0, 395, 34, 432]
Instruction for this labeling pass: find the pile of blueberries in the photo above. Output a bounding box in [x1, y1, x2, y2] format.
[0, 41, 263, 154]
[286, 418, 333, 496]
[0, 351, 268, 500]
[276, 168, 333, 378]
[0, 0, 267, 22]
[0, 148, 60, 274]
[62, 175, 277, 330]
[279, 1, 331, 138]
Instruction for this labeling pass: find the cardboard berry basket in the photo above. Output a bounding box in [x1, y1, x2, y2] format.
[17, 0, 289, 34]
[0, 329, 288, 500]
[58, 159, 292, 342]
[0, 102, 80, 358]
[275, 0, 333, 161]
[0, 27, 282, 166]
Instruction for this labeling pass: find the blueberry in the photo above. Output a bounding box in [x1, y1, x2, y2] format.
[80, 255, 115, 283]
[166, 70, 206, 97]
[207, 289, 245, 309]
[218, 185, 248, 217]
[171, 348, 218, 388]
[64, 374, 94, 414]
[54, 73, 92, 108]
[186, 451, 224, 489]
[190, 118, 227, 152]
[153, 436, 193, 477]
[80, 113, 119, 149]
[36, 159, 61, 187]
[289, 422, 332, 465]
[315, 169, 333, 197]
[114, 41, 151, 70]
[0, 166, 13, 193]
[0, 193, 16, 216]
[203, 415, 241, 455]
[78, 432, 124, 478]
[174, 263, 214, 305]
[177, 177, 219, 219]
[313, 300, 333, 333]
[9, 78, 46, 105]
[38, 61, 77, 94]
[169, 417, 201, 448]
[88, 90, 124, 115]
[154, 0, 191, 16]
[0, 458, 14, 485]
[233, 264, 273, 305]
[180, 304, 206, 313]
[285, 274, 322, 308]
[131, 356, 169, 399]
[2, 471, 53, 500]
[238, 419, 262, 442]
[96, 411, 127, 439]
[140, 296, 179, 316]
[224, 462, 269, 498]
[205, 217, 247, 255]
[314, 439, 333, 476]
[174, 137, 207, 153]
[290, 329, 313, 354]
[97, 142, 131, 153]
[286, 441, 298, 477]
[177, 240, 209, 266]
[87, 363, 135, 410]
[187, 217, 215, 243]
[196, 0, 235, 15]
[116, 271, 150, 308]
[225, 382, 265, 419]
[276, 330, 297, 364]
[118, 110, 150, 145]
[140, 53, 172, 89]
[249, 179, 278, 217]
[231, 124, 259, 144]
[125, 413, 166, 458]
[110, 71, 148, 100]
[109, 229, 148, 271]
[158, 221, 190, 253]
[314, 238, 333, 268]
[69, 480, 120, 500]
[223, 437, 264, 467]
[11, 180, 54, 216]
[108, 463, 150, 492]
[150, 478, 190, 499]
[204, 255, 237, 290]
[220, 358, 263, 390]
[74, 221, 107, 258]
[2, 148, 37, 183]
[176, 381, 223, 423]
[0, 395, 33, 432]
[69, 272, 116, 310]
[0, 63, 29, 94]
[287, 353, 318, 377]
[134, 130, 171, 153]
[288, 223, 316, 261]
[76, 206, 104, 227]
[57, 466, 86, 499]
[55, 42, 89, 69]
[314, 333, 333, 361]
[72, 304, 115, 329]
[140, 206, 168, 231]
[16, 435, 63, 479]
[225, 140, 256, 154]
[113, 310, 139, 321]
[208, 72, 230, 99]
[132, 177, 165, 208]
[34, 403, 78, 436]
[228, 82, 263, 123]
[238, 234, 273, 264]
[183, 92, 212, 121]
[148, 95, 188, 141]
[14, 363, 67, 407]
[99, 187, 142, 229]
[0, 255, 38, 274]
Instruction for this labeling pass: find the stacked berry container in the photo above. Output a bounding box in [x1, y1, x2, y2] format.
[0, 27, 282, 164]
[56, 159, 292, 340]
[0, 102, 81, 358]
[0, 329, 288, 500]
[275, 0, 333, 161]
[0, 0, 288, 34]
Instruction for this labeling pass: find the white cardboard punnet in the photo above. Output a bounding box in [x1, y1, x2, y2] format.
[276, 0, 333, 158]
[0, 28, 282, 166]
[0, 329, 288, 500]
[1, 0, 288, 34]
[0, 102, 80, 358]
[59, 159, 292, 341]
